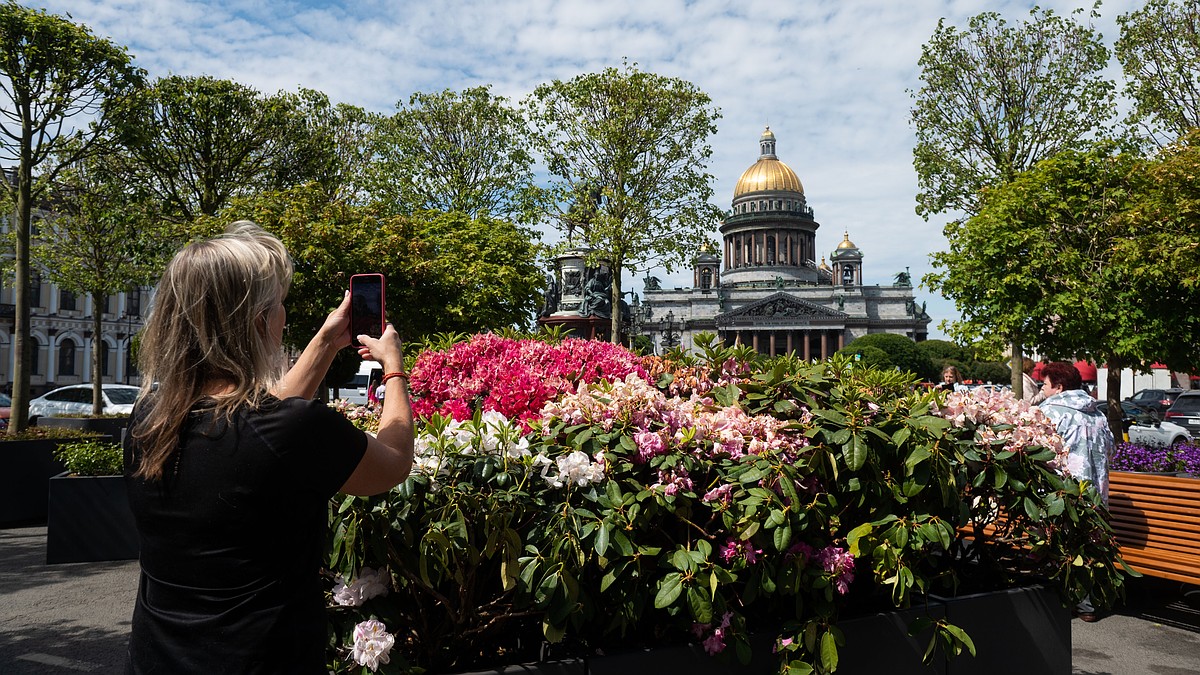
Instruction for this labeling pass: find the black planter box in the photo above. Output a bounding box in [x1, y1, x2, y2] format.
[446, 586, 1066, 675]
[0, 439, 68, 526]
[933, 585, 1070, 675]
[46, 472, 139, 564]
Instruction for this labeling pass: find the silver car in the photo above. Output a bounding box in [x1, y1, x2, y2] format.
[28, 384, 140, 419]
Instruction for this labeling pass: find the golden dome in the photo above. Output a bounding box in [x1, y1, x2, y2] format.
[733, 126, 803, 198]
[733, 158, 804, 197]
[836, 231, 857, 249]
[818, 256, 830, 271]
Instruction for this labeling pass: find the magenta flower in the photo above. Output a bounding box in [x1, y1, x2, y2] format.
[816, 545, 856, 595]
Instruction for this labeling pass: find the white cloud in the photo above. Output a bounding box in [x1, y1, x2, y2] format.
[38, 0, 1146, 339]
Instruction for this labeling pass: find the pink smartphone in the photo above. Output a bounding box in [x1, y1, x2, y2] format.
[349, 273, 386, 347]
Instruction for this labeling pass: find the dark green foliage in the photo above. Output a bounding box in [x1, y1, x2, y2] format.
[841, 334, 936, 381]
[968, 361, 1011, 384]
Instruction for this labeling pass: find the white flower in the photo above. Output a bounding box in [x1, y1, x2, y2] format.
[352, 619, 394, 671]
[332, 567, 390, 607]
[505, 435, 531, 459]
[543, 450, 606, 488]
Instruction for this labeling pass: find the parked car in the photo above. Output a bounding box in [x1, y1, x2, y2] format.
[1096, 399, 1155, 434]
[1127, 418, 1192, 447]
[1164, 391, 1200, 439]
[1124, 388, 1186, 419]
[0, 392, 10, 428]
[28, 384, 140, 420]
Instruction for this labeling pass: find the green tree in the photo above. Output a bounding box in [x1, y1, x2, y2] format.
[925, 141, 1163, 438]
[415, 210, 544, 333]
[968, 361, 1011, 385]
[116, 75, 317, 221]
[916, 338, 971, 364]
[1116, 0, 1200, 144]
[367, 86, 539, 222]
[839, 333, 935, 380]
[1112, 131, 1200, 377]
[910, 6, 1114, 393]
[0, 2, 144, 432]
[287, 89, 378, 204]
[527, 61, 723, 342]
[38, 148, 178, 412]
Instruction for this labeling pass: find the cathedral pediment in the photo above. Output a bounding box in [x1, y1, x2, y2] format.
[716, 292, 847, 327]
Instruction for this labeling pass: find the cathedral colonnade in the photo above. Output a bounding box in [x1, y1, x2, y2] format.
[721, 328, 845, 359]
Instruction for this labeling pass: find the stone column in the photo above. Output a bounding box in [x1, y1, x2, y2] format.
[786, 331, 794, 355]
[769, 331, 777, 356]
[820, 332, 829, 360]
[751, 331, 760, 353]
[803, 332, 811, 361]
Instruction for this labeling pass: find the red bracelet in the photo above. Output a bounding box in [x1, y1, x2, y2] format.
[380, 372, 408, 386]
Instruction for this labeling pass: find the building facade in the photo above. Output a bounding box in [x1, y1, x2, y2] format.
[1, 210, 146, 396]
[639, 128, 930, 355]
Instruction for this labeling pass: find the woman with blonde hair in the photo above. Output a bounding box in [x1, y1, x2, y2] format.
[124, 221, 413, 673]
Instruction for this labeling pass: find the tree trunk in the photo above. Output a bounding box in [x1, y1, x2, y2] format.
[609, 263, 622, 343]
[1011, 340, 1025, 399]
[9, 144, 33, 434]
[1106, 360, 1124, 443]
[92, 292, 104, 415]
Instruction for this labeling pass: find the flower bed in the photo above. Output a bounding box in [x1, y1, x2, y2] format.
[1112, 440, 1200, 475]
[325, 334, 1128, 674]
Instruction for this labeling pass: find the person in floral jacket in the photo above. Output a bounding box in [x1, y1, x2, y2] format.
[1038, 361, 1114, 623]
[1038, 361, 1113, 502]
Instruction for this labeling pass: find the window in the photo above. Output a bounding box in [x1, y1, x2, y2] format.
[700, 269, 713, 289]
[29, 275, 41, 308]
[126, 344, 137, 378]
[101, 342, 110, 377]
[766, 236, 776, 265]
[60, 289, 76, 311]
[127, 290, 141, 317]
[31, 338, 41, 375]
[58, 339, 76, 376]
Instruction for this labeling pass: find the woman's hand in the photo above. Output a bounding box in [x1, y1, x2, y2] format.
[357, 324, 405, 374]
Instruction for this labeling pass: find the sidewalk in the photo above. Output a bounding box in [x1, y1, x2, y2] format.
[2, 525, 1199, 674]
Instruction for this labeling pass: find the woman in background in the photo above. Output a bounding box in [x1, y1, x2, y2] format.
[124, 221, 413, 673]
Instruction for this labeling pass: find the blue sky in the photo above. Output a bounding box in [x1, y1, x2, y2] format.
[37, 0, 1142, 340]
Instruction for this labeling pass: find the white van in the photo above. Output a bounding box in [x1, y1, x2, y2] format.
[331, 361, 382, 405]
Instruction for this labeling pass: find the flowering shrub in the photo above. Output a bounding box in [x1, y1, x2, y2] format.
[326, 334, 1128, 674]
[407, 333, 649, 427]
[1112, 440, 1200, 475]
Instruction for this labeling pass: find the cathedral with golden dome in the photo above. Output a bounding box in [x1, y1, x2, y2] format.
[637, 127, 931, 356]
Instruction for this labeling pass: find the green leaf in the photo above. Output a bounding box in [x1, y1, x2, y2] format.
[774, 523, 793, 552]
[905, 446, 932, 469]
[842, 434, 868, 471]
[820, 630, 839, 672]
[595, 523, 610, 557]
[687, 585, 713, 624]
[655, 572, 684, 609]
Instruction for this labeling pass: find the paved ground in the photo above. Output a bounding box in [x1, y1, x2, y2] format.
[2, 525, 1199, 674]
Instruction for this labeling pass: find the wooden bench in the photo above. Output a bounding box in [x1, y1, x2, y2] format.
[1108, 471, 1200, 585]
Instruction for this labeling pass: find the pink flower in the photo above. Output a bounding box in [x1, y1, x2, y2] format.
[786, 541, 815, 564]
[719, 538, 762, 565]
[816, 545, 856, 595]
[702, 483, 734, 506]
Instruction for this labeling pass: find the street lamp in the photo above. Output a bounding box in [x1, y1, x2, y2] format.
[660, 310, 680, 351]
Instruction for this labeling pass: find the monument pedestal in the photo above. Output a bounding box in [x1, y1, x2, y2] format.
[538, 314, 612, 340]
